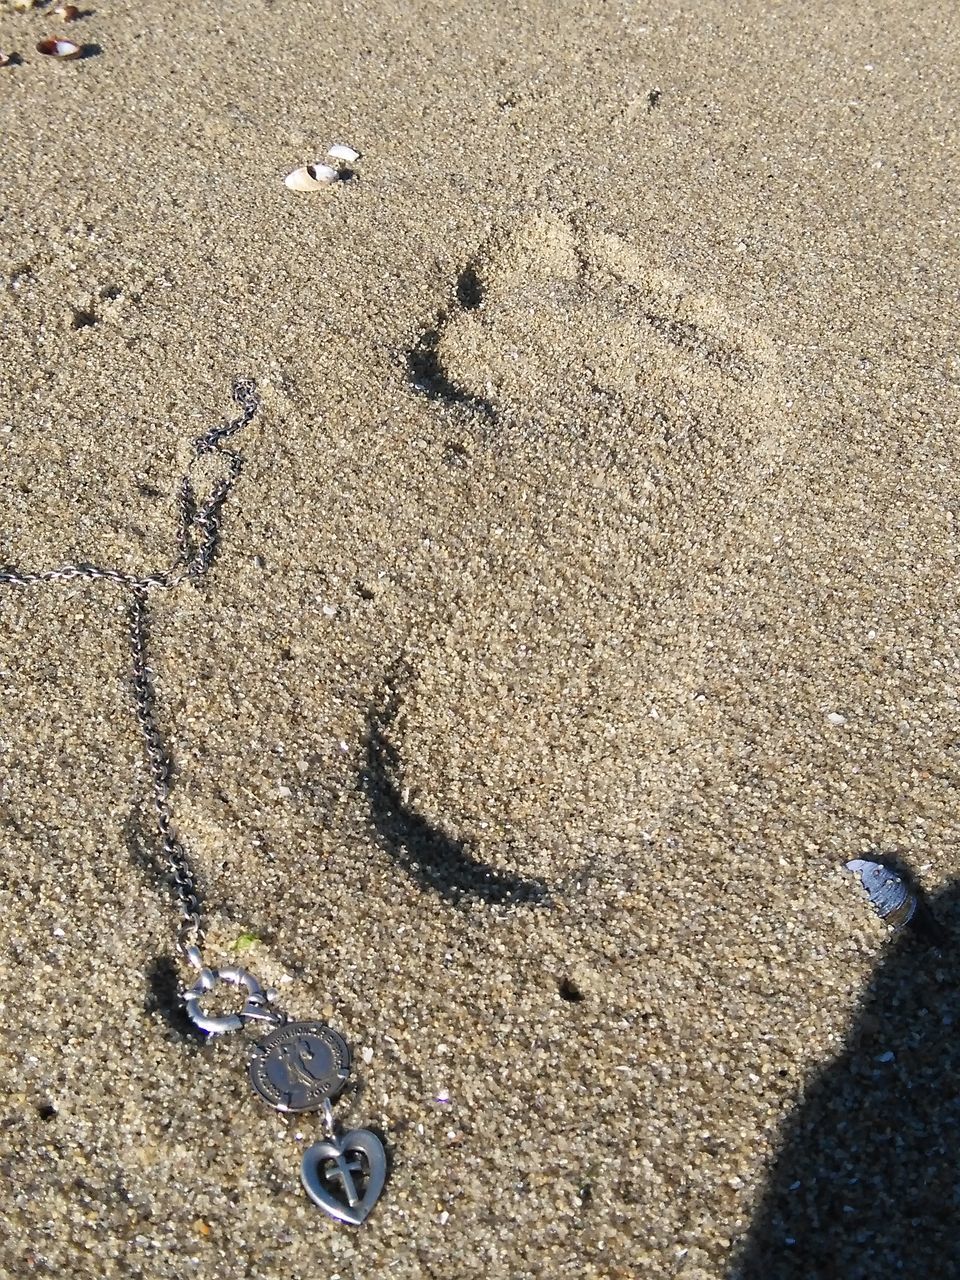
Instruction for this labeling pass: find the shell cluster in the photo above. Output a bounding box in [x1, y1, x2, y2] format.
[846, 858, 918, 929]
[1, 2, 90, 67]
[284, 143, 361, 193]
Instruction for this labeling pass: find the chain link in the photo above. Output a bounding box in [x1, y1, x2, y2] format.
[1, 378, 261, 952]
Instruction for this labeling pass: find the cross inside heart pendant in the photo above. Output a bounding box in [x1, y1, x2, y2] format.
[300, 1128, 387, 1225]
[243, 1017, 387, 1224]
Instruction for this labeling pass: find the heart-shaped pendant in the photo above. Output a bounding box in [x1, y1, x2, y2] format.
[300, 1128, 387, 1225]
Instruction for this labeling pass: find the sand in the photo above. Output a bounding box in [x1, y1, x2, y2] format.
[1, 0, 958, 1276]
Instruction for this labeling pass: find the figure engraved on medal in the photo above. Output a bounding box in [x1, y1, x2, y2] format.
[249, 1021, 351, 1113]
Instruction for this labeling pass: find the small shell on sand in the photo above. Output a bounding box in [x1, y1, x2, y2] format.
[846, 858, 917, 929]
[54, 4, 81, 19]
[36, 36, 82, 58]
[283, 163, 340, 192]
[0, 51, 16, 67]
[327, 143, 361, 163]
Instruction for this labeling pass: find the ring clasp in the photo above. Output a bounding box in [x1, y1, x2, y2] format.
[183, 962, 283, 1035]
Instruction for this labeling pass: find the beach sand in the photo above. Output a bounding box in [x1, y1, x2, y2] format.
[1, 0, 958, 1276]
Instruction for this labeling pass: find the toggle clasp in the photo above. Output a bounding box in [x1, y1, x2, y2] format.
[182, 946, 285, 1035]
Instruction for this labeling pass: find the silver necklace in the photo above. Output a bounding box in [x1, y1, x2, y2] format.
[1, 380, 387, 1226]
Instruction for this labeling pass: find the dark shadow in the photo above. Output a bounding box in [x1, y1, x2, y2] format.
[144, 954, 205, 1044]
[558, 976, 585, 1003]
[360, 671, 548, 906]
[405, 318, 495, 418]
[455, 262, 484, 311]
[732, 879, 959, 1280]
[70, 306, 96, 330]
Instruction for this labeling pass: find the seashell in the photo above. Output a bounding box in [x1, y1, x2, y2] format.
[327, 143, 361, 164]
[54, 4, 81, 19]
[0, 51, 16, 67]
[846, 858, 917, 929]
[283, 163, 339, 192]
[36, 37, 83, 59]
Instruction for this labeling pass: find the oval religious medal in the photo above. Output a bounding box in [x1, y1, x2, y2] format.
[249, 1021, 351, 1113]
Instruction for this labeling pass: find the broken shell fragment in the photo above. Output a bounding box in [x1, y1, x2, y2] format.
[54, 4, 81, 19]
[0, 51, 16, 68]
[36, 37, 83, 59]
[846, 859, 917, 929]
[327, 143, 361, 164]
[283, 163, 340, 192]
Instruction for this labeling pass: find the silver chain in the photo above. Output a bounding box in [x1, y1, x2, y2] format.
[2, 379, 392, 1223]
[1, 378, 261, 954]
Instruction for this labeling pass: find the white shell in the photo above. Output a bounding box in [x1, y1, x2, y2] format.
[36, 37, 82, 58]
[283, 164, 339, 192]
[327, 143, 361, 164]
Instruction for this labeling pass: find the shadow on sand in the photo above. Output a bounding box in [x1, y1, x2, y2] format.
[733, 880, 960, 1280]
[360, 670, 548, 907]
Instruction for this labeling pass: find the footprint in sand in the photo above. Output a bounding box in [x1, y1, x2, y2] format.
[385, 215, 790, 897]
[410, 212, 783, 486]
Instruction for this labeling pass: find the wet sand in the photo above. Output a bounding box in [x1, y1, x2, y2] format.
[1, 0, 958, 1276]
